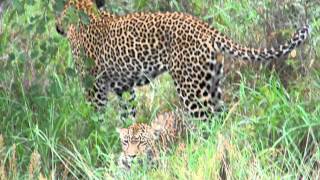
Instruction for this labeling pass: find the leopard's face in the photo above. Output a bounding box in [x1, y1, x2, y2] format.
[117, 124, 157, 169]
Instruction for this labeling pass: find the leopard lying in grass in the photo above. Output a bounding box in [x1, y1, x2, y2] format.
[56, 0, 311, 120]
[117, 111, 192, 170]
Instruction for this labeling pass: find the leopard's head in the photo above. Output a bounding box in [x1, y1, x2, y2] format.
[55, 0, 99, 36]
[117, 124, 158, 169]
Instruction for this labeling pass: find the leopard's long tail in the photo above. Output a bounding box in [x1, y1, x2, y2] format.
[214, 25, 311, 61]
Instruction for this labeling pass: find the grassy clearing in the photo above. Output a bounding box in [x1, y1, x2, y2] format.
[0, 0, 319, 179]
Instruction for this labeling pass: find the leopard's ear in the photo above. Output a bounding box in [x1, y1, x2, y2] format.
[116, 128, 127, 139]
[150, 120, 164, 140]
[116, 128, 125, 134]
[149, 128, 161, 140]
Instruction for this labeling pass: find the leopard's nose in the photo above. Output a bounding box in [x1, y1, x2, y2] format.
[129, 155, 136, 159]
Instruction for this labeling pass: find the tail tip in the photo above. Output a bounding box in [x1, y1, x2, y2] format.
[305, 24, 312, 34]
[300, 24, 312, 36]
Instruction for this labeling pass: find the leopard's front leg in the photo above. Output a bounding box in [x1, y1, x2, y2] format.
[85, 73, 110, 121]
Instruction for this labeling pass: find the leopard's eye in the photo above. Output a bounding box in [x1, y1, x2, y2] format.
[138, 141, 147, 147]
[122, 139, 129, 145]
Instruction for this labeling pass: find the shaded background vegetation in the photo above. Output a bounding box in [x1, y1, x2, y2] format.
[0, 0, 319, 179]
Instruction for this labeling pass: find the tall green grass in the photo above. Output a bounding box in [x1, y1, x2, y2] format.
[0, 0, 319, 179]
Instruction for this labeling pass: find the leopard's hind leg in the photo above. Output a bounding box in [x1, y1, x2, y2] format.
[170, 49, 224, 121]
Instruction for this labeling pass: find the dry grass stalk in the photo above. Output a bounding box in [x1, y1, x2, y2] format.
[0, 161, 6, 180]
[50, 170, 55, 180]
[61, 160, 71, 180]
[9, 144, 17, 179]
[38, 173, 47, 180]
[216, 134, 233, 180]
[311, 160, 320, 179]
[0, 135, 6, 180]
[103, 171, 115, 180]
[28, 150, 41, 180]
[0, 135, 3, 151]
[0, 135, 4, 162]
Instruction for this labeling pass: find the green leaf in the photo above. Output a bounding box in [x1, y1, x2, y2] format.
[39, 55, 48, 64]
[84, 74, 95, 90]
[0, 34, 8, 54]
[18, 53, 26, 62]
[66, 68, 77, 77]
[9, 53, 16, 61]
[36, 17, 46, 34]
[79, 11, 90, 25]
[84, 57, 95, 70]
[27, 0, 35, 6]
[48, 46, 58, 57]
[54, 0, 66, 14]
[27, 24, 34, 32]
[30, 15, 41, 22]
[65, 6, 78, 25]
[134, 0, 149, 10]
[52, 37, 61, 44]
[35, 61, 43, 70]
[30, 49, 39, 59]
[12, 0, 25, 15]
[40, 42, 47, 51]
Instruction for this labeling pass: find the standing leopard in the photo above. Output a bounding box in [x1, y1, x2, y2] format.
[117, 111, 190, 170]
[56, 0, 311, 120]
